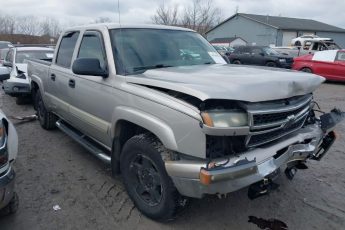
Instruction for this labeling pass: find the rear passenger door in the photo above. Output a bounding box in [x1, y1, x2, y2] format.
[69, 30, 113, 145]
[49, 31, 80, 121]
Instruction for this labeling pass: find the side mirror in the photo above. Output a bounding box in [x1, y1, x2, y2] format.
[259, 52, 265, 56]
[0, 66, 11, 81]
[72, 58, 108, 78]
[2, 61, 13, 68]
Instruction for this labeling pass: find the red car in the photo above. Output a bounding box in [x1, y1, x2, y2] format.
[292, 50, 345, 82]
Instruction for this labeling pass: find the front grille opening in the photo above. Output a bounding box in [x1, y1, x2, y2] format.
[247, 115, 307, 148]
[206, 136, 246, 159]
[253, 105, 307, 126]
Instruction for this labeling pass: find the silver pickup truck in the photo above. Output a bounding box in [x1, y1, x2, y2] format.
[27, 24, 344, 221]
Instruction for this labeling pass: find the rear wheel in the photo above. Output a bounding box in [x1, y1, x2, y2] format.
[232, 60, 241, 64]
[120, 134, 186, 221]
[35, 90, 57, 130]
[266, 61, 277, 67]
[301, 67, 312, 73]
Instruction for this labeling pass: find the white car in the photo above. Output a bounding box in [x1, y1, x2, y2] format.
[291, 35, 332, 46]
[2, 46, 54, 104]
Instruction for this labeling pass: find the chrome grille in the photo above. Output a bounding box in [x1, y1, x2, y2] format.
[246, 95, 312, 148]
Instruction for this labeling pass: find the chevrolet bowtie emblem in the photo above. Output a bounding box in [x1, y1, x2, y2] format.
[282, 115, 296, 129]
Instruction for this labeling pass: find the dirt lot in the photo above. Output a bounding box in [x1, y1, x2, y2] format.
[0, 82, 344, 230]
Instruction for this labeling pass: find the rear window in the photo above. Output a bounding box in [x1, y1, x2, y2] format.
[56, 32, 80, 68]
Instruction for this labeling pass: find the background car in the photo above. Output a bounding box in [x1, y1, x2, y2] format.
[292, 50, 345, 82]
[0, 42, 13, 66]
[0, 110, 19, 216]
[228, 46, 293, 68]
[291, 35, 332, 46]
[2, 46, 54, 104]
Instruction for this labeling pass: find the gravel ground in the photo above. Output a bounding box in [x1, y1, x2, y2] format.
[0, 82, 344, 230]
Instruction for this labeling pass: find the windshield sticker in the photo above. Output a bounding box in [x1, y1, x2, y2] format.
[208, 52, 226, 64]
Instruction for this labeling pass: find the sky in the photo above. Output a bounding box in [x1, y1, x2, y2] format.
[1, 0, 345, 29]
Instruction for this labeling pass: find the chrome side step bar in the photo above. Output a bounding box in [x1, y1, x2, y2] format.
[56, 120, 111, 164]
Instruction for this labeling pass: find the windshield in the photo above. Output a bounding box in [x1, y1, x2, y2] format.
[325, 42, 341, 50]
[262, 47, 281, 56]
[16, 50, 54, 63]
[0, 48, 9, 59]
[109, 29, 225, 75]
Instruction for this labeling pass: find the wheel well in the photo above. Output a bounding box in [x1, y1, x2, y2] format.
[111, 120, 159, 174]
[300, 67, 312, 73]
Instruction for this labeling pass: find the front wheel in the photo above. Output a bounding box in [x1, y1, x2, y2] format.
[266, 62, 277, 67]
[120, 134, 186, 221]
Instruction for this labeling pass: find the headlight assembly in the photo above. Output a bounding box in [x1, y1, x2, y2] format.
[201, 110, 248, 128]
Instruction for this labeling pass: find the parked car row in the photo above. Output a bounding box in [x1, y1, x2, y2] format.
[222, 44, 344, 82]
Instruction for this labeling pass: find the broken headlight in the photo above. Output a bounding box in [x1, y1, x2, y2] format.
[201, 110, 248, 128]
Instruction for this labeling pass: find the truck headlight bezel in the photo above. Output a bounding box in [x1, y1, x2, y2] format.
[201, 110, 249, 128]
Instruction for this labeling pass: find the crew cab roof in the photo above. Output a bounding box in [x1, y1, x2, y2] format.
[65, 23, 195, 32]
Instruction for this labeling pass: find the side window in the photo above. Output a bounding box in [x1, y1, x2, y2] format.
[242, 47, 251, 54]
[5, 49, 14, 63]
[336, 52, 345, 62]
[252, 48, 262, 55]
[56, 31, 80, 68]
[78, 31, 106, 70]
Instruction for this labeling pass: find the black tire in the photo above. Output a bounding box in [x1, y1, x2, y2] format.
[0, 192, 19, 216]
[266, 61, 277, 67]
[15, 96, 26, 105]
[295, 41, 302, 46]
[35, 90, 57, 130]
[232, 60, 241, 64]
[301, 67, 312, 73]
[120, 134, 185, 221]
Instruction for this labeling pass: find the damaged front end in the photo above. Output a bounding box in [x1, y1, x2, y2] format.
[165, 94, 344, 199]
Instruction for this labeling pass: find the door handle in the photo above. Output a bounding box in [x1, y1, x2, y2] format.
[50, 74, 56, 81]
[68, 79, 75, 88]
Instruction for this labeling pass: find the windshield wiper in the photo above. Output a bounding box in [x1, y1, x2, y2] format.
[132, 64, 173, 73]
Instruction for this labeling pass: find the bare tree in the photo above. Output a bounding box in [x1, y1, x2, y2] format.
[151, 3, 179, 25]
[180, 0, 222, 35]
[41, 17, 62, 38]
[0, 15, 16, 34]
[16, 16, 42, 35]
[151, 0, 223, 36]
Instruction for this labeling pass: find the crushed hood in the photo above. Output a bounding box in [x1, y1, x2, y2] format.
[126, 64, 325, 102]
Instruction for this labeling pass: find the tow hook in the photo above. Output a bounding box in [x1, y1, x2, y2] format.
[285, 167, 297, 180]
[248, 178, 279, 200]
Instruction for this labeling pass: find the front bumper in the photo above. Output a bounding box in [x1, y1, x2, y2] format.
[165, 124, 333, 198]
[0, 166, 15, 210]
[3, 80, 31, 96]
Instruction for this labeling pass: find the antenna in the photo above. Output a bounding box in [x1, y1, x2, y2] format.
[117, 0, 121, 25]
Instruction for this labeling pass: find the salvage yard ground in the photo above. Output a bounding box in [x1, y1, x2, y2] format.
[0, 82, 344, 230]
